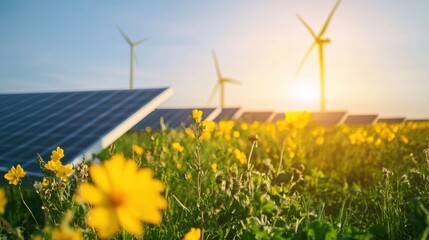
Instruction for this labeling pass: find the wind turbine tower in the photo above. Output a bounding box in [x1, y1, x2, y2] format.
[296, 0, 341, 112]
[208, 50, 241, 109]
[118, 27, 149, 90]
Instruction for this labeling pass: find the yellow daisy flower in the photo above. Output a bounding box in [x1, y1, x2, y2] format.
[192, 109, 203, 123]
[45, 160, 62, 173]
[183, 227, 201, 240]
[51, 146, 65, 162]
[56, 164, 75, 182]
[132, 144, 144, 156]
[4, 164, 26, 185]
[75, 154, 167, 238]
[172, 142, 184, 152]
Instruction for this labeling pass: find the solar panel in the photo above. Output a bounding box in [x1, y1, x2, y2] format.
[132, 108, 218, 131]
[0, 88, 173, 177]
[270, 113, 286, 122]
[213, 108, 240, 122]
[406, 119, 429, 123]
[377, 117, 406, 124]
[311, 111, 347, 126]
[343, 114, 378, 125]
[239, 111, 275, 123]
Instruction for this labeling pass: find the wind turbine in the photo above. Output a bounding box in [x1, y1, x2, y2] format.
[208, 50, 241, 109]
[296, 0, 341, 112]
[118, 27, 149, 90]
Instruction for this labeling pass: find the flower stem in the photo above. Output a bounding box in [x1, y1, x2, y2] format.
[246, 140, 257, 195]
[18, 185, 40, 229]
[194, 123, 205, 240]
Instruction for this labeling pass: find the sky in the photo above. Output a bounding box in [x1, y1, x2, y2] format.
[1, 1, 429, 118]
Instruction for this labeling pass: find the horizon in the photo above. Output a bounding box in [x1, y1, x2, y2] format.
[1, 1, 429, 118]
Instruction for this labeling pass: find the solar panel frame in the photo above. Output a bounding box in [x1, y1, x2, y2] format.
[0, 88, 173, 177]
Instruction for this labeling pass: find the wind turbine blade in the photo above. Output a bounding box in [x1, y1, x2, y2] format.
[223, 78, 241, 85]
[295, 41, 317, 77]
[207, 83, 220, 104]
[297, 15, 317, 39]
[117, 26, 133, 45]
[134, 38, 150, 46]
[318, 0, 341, 37]
[211, 50, 222, 81]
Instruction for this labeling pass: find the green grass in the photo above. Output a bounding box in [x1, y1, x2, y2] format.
[2, 120, 429, 239]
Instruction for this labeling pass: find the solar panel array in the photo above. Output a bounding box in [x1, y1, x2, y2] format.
[0, 88, 172, 176]
[343, 115, 378, 125]
[239, 111, 275, 123]
[271, 113, 286, 122]
[213, 108, 240, 122]
[311, 111, 347, 126]
[406, 119, 429, 123]
[132, 108, 217, 130]
[377, 118, 405, 124]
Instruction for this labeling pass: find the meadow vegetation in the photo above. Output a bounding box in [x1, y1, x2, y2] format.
[1, 110, 429, 239]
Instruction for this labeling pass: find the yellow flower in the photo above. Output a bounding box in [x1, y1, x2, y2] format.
[45, 160, 62, 173]
[51, 146, 65, 162]
[176, 162, 182, 170]
[234, 149, 247, 165]
[185, 172, 192, 181]
[0, 188, 7, 214]
[192, 109, 203, 123]
[4, 164, 26, 185]
[203, 120, 216, 132]
[52, 227, 82, 240]
[56, 164, 75, 182]
[132, 144, 144, 156]
[283, 111, 312, 129]
[75, 154, 167, 238]
[172, 142, 184, 152]
[315, 136, 324, 145]
[233, 131, 240, 138]
[185, 128, 196, 139]
[183, 227, 201, 240]
[51, 211, 82, 240]
[211, 163, 217, 173]
[400, 135, 409, 144]
[42, 178, 50, 187]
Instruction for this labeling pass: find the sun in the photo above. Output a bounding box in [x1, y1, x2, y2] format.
[291, 83, 318, 103]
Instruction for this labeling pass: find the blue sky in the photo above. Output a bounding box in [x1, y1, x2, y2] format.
[1, 1, 429, 118]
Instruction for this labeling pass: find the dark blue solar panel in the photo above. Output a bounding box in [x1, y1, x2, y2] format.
[239, 111, 274, 123]
[0, 88, 171, 176]
[132, 108, 216, 130]
[344, 115, 378, 125]
[213, 108, 240, 122]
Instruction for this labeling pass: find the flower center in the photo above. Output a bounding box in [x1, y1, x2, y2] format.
[109, 191, 125, 207]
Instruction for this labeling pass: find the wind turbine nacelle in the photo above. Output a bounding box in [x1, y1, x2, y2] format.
[318, 38, 331, 44]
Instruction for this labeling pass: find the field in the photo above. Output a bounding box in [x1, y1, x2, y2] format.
[1, 112, 429, 239]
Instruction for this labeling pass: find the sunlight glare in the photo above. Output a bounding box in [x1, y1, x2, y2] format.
[291, 83, 318, 103]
